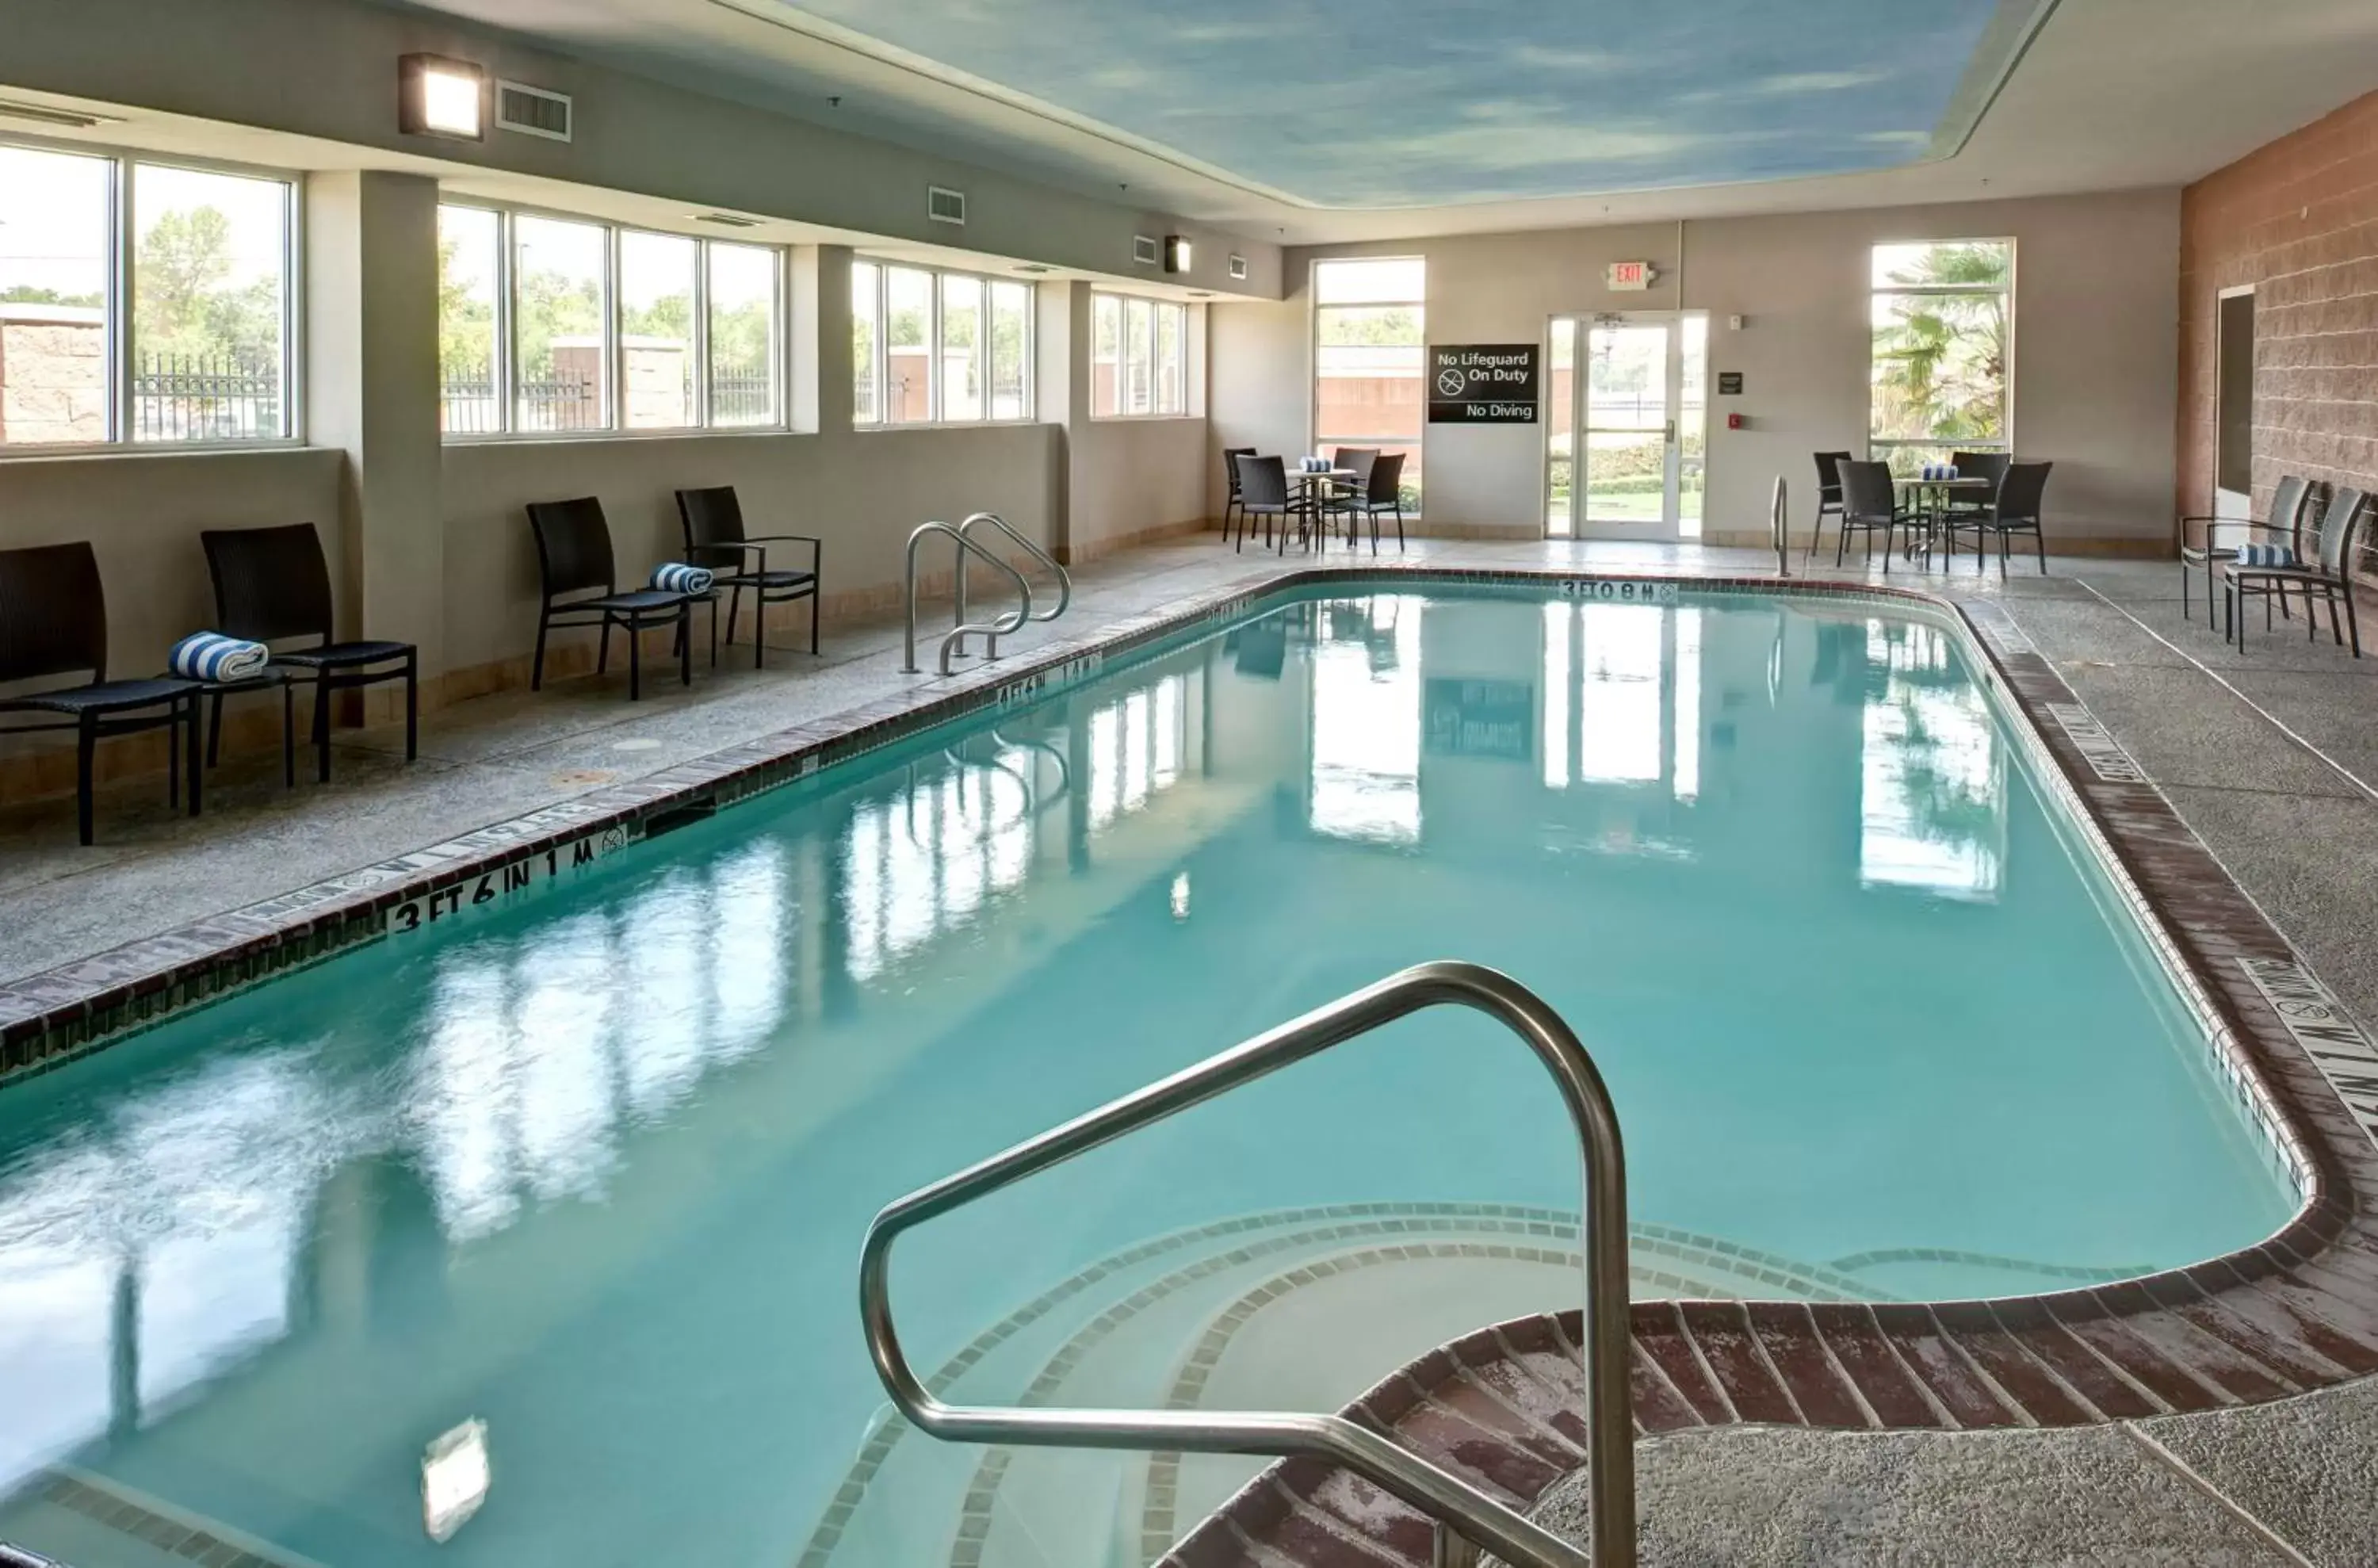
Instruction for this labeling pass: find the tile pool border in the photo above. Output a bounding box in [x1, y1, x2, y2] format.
[6, 563, 2378, 1567]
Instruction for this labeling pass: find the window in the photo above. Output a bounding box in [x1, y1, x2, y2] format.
[1868, 239, 2012, 476]
[1313, 258, 1424, 509]
[852, 258, 1033, 426]
[1090, 293, 1187, 418]
[1, 145, 296, 449]
[438, 203, 786, 439]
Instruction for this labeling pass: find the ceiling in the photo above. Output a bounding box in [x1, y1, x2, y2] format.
[392, 0, 2378, 244]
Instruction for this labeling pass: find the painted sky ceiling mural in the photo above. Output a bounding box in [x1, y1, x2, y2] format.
[771, 0, 2004, 206]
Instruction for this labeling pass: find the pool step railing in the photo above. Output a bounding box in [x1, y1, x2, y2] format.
[856, 960, 1635, 1568]
[958, 511, 1070, 631]
[904, 522, 1031, 675]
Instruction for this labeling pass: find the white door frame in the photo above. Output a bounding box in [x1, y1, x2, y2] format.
[1546, 312, 1705, 541]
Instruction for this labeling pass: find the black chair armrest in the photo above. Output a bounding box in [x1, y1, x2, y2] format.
[2179, 515, 2274, 552]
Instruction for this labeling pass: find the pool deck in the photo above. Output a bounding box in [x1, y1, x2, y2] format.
[7, 534, 2378, 1566]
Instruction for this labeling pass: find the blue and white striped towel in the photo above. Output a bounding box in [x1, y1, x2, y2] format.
[168, 632, 270, 683]
[2237, 542, 2297, 568]
[649, 562, 715, 595]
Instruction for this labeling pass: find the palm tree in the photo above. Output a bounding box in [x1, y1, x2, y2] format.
[1872, 244, 2009, 446]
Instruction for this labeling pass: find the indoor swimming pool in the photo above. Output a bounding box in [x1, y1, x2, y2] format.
[0, 584, 2300, 1568]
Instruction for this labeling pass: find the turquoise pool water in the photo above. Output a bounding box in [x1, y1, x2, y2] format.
[0, 587, 2296, 1567]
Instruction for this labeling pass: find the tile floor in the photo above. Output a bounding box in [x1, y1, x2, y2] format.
[4, 533, 2377, 1565]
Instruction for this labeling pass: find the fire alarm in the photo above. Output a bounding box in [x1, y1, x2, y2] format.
[1727, 413, 1745, 431]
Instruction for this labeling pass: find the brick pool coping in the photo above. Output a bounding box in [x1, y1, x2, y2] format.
[6, 561, 2378, 1567]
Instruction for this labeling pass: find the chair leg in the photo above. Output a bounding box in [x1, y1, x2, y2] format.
[166, 706, 180, 809]
[404, 652, 419, 763]
[2032, 526, 2046, 574]
[2346, 582, 2362, 658]
[752, 593, 767, 671]
[627, 616, 643, 702]
[533, 613, 550, 691]
[680, 610, 693, 687]
[76, 712, 97, 847]
[183, 695, 201, 819]
[207, 691, 225, 767]
[315, 673, 333, 783]
[809, 592, 821, 656]
[598, 620, 613, 676]
[281, 680, 296, 788]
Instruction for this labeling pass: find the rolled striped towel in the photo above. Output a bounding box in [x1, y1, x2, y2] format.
[168, 631, 270, 683]
[649, 562, 715, 595]
[2237, 542, 2297, 568]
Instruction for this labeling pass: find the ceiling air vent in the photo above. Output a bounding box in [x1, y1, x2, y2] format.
[1133, 235, 1160, 267]
[1228, 253, 1248, 281]
[928, 186, 966, 226]
[695, 212, 762, 229]
[495, 81, 572, 143]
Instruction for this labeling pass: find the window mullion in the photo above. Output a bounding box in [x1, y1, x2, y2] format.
[693, 240, 712, 430]
[605, 225, 622, 432]
[113, 156, 134, 444]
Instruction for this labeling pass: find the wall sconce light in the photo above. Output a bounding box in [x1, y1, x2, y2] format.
[1163, 235, 1192, 274]
[399, 54, 487, 141]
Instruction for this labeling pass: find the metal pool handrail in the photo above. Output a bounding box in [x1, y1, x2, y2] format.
[1772, 475, 1791, 579]
[904, 522, 1030, 675]
[957, 511, 1071, 627]
[857, 960, 1634, 1568]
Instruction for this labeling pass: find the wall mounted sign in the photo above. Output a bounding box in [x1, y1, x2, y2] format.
[1606, 261, 1656, 291]
[1718, 371, 1744, 396]
[1428, 345, 1539, 423]
[1424, 679, 1535, 762]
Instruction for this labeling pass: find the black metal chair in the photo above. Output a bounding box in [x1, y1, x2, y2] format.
[2224, 487, 2368, 656]
[0, 542, 200, 845]
[1806, 451, 1852, 562]
[526, 497, 696, 700]
[1235, 456, 1303, 553]
[201, 522, 417, 784]
[1220, 446, 1256, 545]
[1339, 452, 1409, 554]
[2180, 474, 2311, 628]
[1835, 460, 1908, 568]
[1953, 461, 2053, 577]
[674, 486, 821, 668]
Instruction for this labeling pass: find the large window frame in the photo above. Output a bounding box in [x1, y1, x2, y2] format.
[1867, 237, 2015, 474]
[438, 199, 789, 442]
[851, 256, 1035, 429]
[0, 136, 303, 453]
[1311, 257, 1425, 511]
[1091, 292, 1189, 420]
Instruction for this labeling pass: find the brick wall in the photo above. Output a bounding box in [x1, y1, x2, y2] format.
[2178, 90, 2378, 533]
[0, 315, 109, 444]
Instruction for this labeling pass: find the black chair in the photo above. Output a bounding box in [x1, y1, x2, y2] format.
[674, 487, 821, 669]
[1956, 461, 2053, 577]
[1234, 456, 1303, 553]
[2224, 487, 2368, 656]
[0, 542, 200, 845]
[1806, 451, 1852, 562]
[1220, 447, 1256, 545]
[2181, 475, 2311, 628]
[526, 498, 696, 701]
[1340, 452, 1409, 554]
[1835, 460, 1908, 568]
[201, 523, 417, 784]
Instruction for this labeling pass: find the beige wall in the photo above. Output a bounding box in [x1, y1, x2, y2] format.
[1069, 418, 1210, 562]
[438, 426, 1065, 677]
[0, 448, 346, 682]
[4, 0, 1280, 300]
[1210, 189, 2182, 546]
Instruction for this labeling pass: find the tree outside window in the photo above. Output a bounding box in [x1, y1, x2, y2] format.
[1869, 240, 2012, 476]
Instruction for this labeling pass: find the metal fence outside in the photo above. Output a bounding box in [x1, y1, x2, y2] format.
[131, 354, 281, 442]
[439, 369, 773, 432]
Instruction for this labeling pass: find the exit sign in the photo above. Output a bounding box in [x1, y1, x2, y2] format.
[1607, 261, 1655, 291]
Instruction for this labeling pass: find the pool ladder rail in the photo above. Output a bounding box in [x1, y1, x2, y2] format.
[901, 512, 1072, 675]
[857, 960, 1634, 1568]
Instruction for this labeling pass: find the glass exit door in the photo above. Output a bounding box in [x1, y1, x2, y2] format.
[1546, 312, 1707, 541]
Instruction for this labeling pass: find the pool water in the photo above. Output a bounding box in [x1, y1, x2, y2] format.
[0, 587, 2295, 1568]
